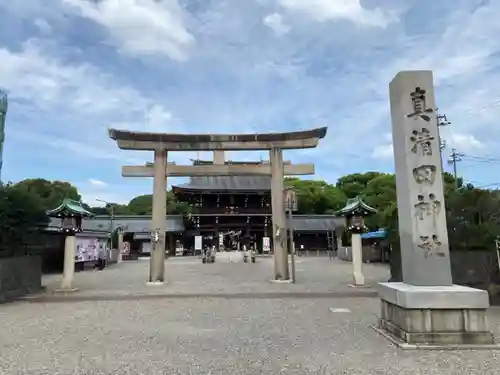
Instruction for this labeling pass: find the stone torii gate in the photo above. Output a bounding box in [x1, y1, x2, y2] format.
[108, 127, 327, 284]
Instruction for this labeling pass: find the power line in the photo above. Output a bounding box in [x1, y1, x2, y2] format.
[462, 155, 500, 164]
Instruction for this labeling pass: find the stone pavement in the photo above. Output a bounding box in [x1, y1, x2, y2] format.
[0, 257, 499, 374]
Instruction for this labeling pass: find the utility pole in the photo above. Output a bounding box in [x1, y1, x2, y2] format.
[447, 148, 464, 189]
[0, 90, 7, 181]
[96, 198, 116, 249]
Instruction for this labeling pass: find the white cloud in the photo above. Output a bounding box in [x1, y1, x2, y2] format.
[448, 133, 484, 152]
[34, 18, 52, 34]
[371, 133, 393, 160]
[371, 132, 484, 161]
[0, 38, 179, 162]
[80, 190, 130, 207]
[88, 178, 107, 187]
[110, 104, 181, 134]
[371, 144, 393, 160]
[263, 13, 291, 35]
[0, 39, 147, 114]
[144, 104, 175, 132]
[62, 0, 195, 60]
[279, 0, 396, 27]
[78, 179, 131, 207]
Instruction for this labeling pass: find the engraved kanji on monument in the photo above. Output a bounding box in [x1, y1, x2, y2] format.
[390, 71, 452, 286]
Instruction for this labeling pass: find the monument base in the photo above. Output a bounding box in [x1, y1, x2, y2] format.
[376, 282, 496, 348]
[55, 287, 79, 294]
[348, 283, 371, 289]
[146, 281, 165, 286]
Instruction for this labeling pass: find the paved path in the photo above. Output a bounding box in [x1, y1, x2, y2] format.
[1, 257, 499, 374]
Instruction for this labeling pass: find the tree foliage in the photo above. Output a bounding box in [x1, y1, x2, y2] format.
[14, 179, 80, 211]
[285, 178, 346, 214]
[5, 172, 500, 259]
[336, 172, 385, 198]
[127, 191, 191, 215]
[0, 183, 49, 257]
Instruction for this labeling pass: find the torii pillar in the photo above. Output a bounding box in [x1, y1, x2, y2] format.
[150, 149, 167, 283]
[270, 147, 288, 280]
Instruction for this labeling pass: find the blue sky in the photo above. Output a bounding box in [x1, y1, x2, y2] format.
[1, 0, 500, 206]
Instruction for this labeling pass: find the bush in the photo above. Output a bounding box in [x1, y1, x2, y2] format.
[0, 183, 49, 258]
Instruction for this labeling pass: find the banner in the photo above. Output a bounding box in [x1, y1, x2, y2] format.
[194, 236, 202, 250]
[263, 237, 270, 253]
[122, 242, 131, 255]
[75, 238, 99, 262]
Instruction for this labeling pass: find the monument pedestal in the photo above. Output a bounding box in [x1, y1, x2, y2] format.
[376, 282, 495, 347]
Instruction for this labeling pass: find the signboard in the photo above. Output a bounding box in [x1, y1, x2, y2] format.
[263, 237, 270, 253]
[75, 238, 99, 262]
[219, 234, 224, 247]
[194, 236, 203, 251]
[121, 242, 129, 255]
[140, 242, 150, 255]
[175, 240, 184, 256]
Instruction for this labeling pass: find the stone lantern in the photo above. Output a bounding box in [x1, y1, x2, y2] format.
[47, 199, 93, 292]
[337, 196, 377, 286]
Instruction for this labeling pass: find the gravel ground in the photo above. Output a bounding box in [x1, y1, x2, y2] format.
[1, 257, 499, 374]
[40, 256, 390, 297]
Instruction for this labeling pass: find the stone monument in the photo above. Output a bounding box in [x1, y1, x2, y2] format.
[376, 71, 496, 348]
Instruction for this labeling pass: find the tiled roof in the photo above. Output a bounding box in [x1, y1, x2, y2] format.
[336, 196, 377, 216]
[48, 216, 185, 233]
[289, 216, 344, 231]
[46, 198, 94, 217]
[61, 215, 343, 234]
[173, 176, 271, 191]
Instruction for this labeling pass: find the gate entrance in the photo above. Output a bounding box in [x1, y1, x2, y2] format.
[109, 127, 327, 282]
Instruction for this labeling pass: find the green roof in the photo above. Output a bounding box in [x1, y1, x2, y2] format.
[336, 196, 377, 216]
[46, 198, 94, 218]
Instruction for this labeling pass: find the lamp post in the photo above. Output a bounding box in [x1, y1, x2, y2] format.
[284, 187, 298, 283]
[96, 198, 115, 246]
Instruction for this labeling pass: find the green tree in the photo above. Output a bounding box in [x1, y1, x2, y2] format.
[336, 172, 384, 198]
[446, 187, 500, 251]
[14, 179, 81, 211]
[285, 178, 346, 214]
[127, 191, 191, 215]
[361, 173, 396, 230]
[128, 194, 153, 215]
[0, 183, 49, 257]
[383, 179, 500, 281]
